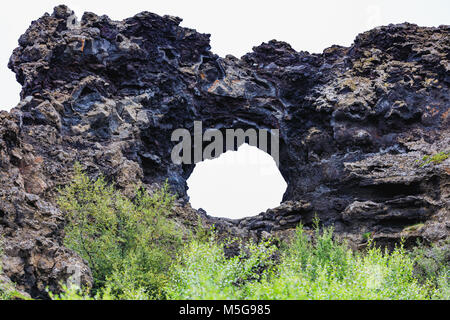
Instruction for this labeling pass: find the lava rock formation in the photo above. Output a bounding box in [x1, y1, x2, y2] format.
[0, 5, 449, 298]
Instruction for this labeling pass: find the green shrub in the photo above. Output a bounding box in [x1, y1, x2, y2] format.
[254, 226, 448, 299]
[165, 222, 448, 300]
[409, 239, 449, 299]
[48, 285, 94, 300]
[166, 234, 277, 300]
[57, 164, 182, 299]
[252, 226, 447, 299]
[52, 167, 449, 300]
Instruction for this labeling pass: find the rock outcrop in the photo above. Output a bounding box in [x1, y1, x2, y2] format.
[1, 5, 449, 298]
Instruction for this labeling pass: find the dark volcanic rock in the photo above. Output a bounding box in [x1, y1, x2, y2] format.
[1, 5, 449, 297]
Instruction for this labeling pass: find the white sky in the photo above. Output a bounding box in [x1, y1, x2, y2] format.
[0, 1, 448, 218]
[187, 144, 287, 219]
[1, 0, 449, 111]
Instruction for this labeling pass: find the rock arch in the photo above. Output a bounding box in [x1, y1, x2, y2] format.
[1, 5, 448, 297]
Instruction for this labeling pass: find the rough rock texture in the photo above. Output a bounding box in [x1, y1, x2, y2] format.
[1, 5, 449, 297]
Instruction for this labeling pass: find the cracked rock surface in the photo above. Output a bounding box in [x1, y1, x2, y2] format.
[1, 5, 449, 297]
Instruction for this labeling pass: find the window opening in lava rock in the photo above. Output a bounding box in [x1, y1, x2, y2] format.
[187, 143, 287, 219]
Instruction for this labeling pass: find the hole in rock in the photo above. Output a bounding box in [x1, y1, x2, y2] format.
[187, 143, 287, 219]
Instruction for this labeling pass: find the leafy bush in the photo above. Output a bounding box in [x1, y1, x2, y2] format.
[57, 164, 182, 299]
[252, 226, 447, 299]
[409, 239, 449, 298]
[166, 235, 277, 300]
[49, 166, 449, 300]
[166, 222, 448, 300]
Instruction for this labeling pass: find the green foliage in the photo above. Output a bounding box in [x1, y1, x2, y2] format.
[49, 285, 94, 300]
[0, 285, 30, 300]
[166, 223, 448, 300]
[57, 164, 182, 299]
[0, 237, 31, 300]
[166, 234, 277, 300]
[193, 216, 215, 243]
[49, 284, 138, 300]
[417, 151, 450, 167]
[409, 239, 449, 299]
[51, 166, 448, 300]
[255, 228, 446, 299]
[362, 232, 372, 240]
